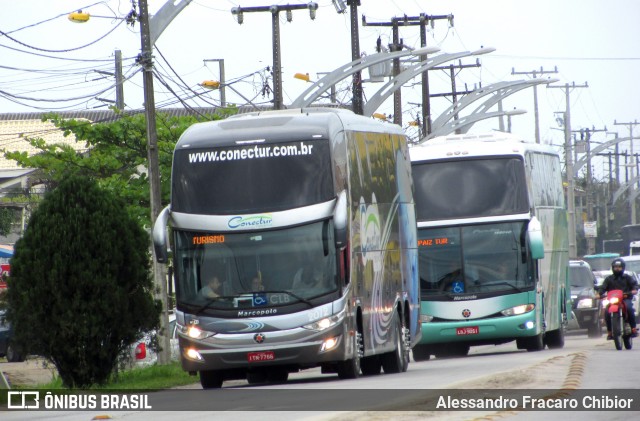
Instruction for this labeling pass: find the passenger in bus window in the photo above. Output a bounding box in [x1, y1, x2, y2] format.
[200, 275, 221, 298]
[252, 274, 265, 292]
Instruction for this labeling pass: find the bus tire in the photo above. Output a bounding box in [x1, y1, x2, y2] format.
[381, 314, 408, 374]
[360, 356, 381, 375]
[246, 370, 267, 384]
[267, 368, 289, 383]
[524, 333, 544, 352]
[337, 331, 362, 379]
[412, 344, 431, 362]
[200, 370, 224, 389]
[545, 326, 565, 349]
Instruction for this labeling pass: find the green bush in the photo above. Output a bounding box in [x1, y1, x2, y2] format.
[6, 173, 160, 388]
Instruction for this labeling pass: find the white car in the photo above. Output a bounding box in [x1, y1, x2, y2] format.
[125, 312, 179, 367]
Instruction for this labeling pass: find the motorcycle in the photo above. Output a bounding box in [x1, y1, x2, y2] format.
[604, 289, 633, 350]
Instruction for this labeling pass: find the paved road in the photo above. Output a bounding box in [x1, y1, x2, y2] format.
[1, 329, 638, 420]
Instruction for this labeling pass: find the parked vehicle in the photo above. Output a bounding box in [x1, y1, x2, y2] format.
[0, 310, 25, 362]
[568, 260, 601, 337]
[604, 290, 633, 350]
[125, 312, 179, 367]
[583, 253, 620, 272]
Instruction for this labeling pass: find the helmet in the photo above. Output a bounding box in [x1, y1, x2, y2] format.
[611, 258, 626, 272]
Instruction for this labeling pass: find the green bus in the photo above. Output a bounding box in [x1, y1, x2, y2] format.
[410, 133, 570, 359]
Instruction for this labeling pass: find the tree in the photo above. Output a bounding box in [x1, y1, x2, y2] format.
[5, 173, 160, 387]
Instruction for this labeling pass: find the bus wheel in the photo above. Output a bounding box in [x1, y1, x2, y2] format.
[545, 326, 565, 349]
[267, 368, 289, 383]
[200, 370, 224, 389]
[523, 333, 544, 352]
[381, 314, 408, 374]
[412, 344, 431, 362]
[246, 370, 267, 384]
[338, 331, 362, 379]
[360, 355, 381, 375]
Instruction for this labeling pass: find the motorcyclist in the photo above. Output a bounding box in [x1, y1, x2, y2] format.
[598, 258, 638, 340]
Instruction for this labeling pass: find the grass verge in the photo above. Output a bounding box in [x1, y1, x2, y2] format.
[31, 362, 199, 390]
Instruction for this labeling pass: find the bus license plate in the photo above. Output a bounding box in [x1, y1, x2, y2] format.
[456, 326, 479, 335]
[247, 351, 275, 362]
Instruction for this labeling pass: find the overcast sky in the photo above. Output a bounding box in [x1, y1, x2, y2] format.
[1, 0, 639, 177]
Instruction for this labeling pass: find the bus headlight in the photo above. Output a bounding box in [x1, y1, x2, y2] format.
[303, 310, 345, 331]
[501, 304, 535, 316]
[179, 324, 215, 340]
[577, 298, 594, 309]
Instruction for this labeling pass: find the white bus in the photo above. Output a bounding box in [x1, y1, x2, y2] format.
[409, 133, 570, 359]
[153, 108, 420, 388]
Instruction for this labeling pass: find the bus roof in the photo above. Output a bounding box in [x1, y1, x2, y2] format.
[177, 108, 405, 149]
[409, 132, 559, 162]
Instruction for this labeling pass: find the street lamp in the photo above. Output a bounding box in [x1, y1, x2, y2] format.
[68, 10, 90, 23]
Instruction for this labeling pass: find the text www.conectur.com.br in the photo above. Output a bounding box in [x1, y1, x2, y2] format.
[188, 142, 314, 163]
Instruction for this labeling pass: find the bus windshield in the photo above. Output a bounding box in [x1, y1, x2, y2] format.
[418, 222, 534, 298]
[412, 157, 529, 221]
[173, 220, 338, 312]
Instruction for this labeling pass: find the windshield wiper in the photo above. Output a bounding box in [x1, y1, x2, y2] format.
[194, 295, 236, 316]
[481, 281, 523, 293]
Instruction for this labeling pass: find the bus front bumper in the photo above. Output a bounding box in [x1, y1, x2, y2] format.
[178, 323, 349, 372]
[418, 312, 539, 345]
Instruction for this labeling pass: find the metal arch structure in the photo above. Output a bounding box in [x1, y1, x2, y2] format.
[574, 136, 631, 178]
[362, 48, 495, 117]
[613, 175, 640, 204]
[611, 175, 640, 203]
[150, 0, 194, 45]
[289, 46, 440, 109]
[429, 78, 558, 136]
[418, 109, 527, 142]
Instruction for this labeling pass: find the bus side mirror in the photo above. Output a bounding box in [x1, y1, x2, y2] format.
[334, 190, 348, 248]
[153, 206, 171, 263]
[527, 216, 545, 260]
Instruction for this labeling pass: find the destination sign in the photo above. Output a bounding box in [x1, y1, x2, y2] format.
[192, 235, 225, 245]
[418, 237, 452, 247]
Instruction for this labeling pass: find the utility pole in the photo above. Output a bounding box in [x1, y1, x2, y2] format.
[548, 82, 588, 258]
[114, 49, 124, 110]
[203, 59, 226, 107]
[511, 66, 558, 143]
[231, 3, 318, 110]
[347, 1, 363, 114]
[138, 0, 171, 364]
[614, 120, 640, 224]
[94, 50, 125, 110]
[363, 13, 453, 127]
[574, 126, 607, 255]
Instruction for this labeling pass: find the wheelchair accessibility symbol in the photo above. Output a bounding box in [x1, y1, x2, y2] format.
[451, 281, 465, 294]
[253, 293, 268, 306]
